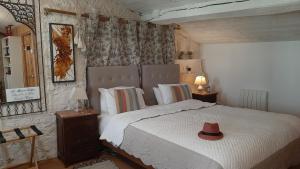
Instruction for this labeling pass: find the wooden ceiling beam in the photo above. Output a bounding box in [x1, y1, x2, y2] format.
[142, 0, 300, 24]
[43, 8, 176, 28]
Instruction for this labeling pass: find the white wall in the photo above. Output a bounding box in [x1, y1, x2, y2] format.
[201, 41, 300, 116]
[175, 30, 201, 59]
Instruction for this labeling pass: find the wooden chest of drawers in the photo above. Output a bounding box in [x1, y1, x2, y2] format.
[56, 110, 99, 166]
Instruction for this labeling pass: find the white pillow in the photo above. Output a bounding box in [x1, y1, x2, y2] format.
[153, 87, 164, 105]
[98, 87, 146, 115]
[99, 88, 109, 115]
[100, 88, 117, 115]
[158, 84, 192, 104]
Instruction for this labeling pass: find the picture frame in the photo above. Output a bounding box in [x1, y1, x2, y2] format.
[49, 23, 76, 83]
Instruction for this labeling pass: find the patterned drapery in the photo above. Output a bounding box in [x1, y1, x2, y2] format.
[85, 17, 175, 67]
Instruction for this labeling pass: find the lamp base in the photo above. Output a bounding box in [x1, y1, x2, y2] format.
[197, 85, 204, 90]
[197, 85, 209, 94]
[74, 100, 89, 112]
[197, 90, 208, 95]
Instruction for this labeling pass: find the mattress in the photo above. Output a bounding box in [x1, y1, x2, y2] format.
[101, 100, 300, 169]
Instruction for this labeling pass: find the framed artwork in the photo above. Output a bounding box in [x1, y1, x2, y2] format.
[49, 23, 76, 83]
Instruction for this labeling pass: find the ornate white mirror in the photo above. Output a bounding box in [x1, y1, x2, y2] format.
[0, 0, 46, 117]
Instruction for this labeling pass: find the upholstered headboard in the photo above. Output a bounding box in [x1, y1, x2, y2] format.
[87, 65, 140, 113]
[142, 64, 180, 105]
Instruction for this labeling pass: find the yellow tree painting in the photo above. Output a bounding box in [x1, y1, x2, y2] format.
[49, 23, 76, 83]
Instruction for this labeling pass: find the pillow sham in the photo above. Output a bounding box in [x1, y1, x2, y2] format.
[114, 88, 140, 113]
[158, 84, 192, 104]
[153, 87, 164, 105]
[99, 87, 145, 115]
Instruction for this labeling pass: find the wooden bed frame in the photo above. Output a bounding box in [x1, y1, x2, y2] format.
[100, 140, 154, 169]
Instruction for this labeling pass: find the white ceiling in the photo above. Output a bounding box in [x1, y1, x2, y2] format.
[118, 0, 300, 43]
[118, 0, 300, 26]
[118, 0, 215, 14]
[180, 11, 300, 43]
[0, 6, 21, 32]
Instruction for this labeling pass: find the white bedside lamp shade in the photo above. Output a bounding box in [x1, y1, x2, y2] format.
[70, 86, 88, 111]
[70, 87, 88, 100]
[194, 75, 207, 90]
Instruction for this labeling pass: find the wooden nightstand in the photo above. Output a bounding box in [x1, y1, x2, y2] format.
[192, 92, 218, 103]
[56, 109, 100, 167]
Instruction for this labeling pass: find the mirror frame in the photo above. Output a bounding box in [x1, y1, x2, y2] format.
[0, 0, 46, 117]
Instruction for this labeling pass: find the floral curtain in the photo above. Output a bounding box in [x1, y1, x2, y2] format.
[138, 23, 163, 64]
[162, 25, 176, 64]
[85, 17, 175, 67]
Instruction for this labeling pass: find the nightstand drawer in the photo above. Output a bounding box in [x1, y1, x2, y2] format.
[70, 137, 98, 147]
[64, 116, 98, 140]
[70, 142, 98, 154]
[66, 139, 98, 165]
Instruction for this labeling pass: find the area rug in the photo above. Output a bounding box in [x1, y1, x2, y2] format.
[73, 159, 119, 169]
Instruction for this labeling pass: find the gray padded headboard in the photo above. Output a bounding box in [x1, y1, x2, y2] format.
[87, 65, 140, 113]
[142, 64, 180, 105]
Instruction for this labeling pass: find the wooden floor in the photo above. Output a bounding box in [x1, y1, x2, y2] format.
[9, 152, 139, 169]
[9, 152, 300, 169]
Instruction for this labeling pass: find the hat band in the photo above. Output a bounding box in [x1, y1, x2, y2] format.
[200, 131, 222, 136]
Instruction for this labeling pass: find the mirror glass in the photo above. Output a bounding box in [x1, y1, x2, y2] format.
[0, 5, 40, 103]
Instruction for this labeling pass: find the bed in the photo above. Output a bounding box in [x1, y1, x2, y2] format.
[87, 65, 300, 169]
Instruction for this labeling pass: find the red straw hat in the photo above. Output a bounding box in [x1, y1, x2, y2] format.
[198, 122, 223, 141]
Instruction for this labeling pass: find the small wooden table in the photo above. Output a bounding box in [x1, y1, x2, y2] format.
[0, 125, 43, 169]
[192, 92, 218, 103]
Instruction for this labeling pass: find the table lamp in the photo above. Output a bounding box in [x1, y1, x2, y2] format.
[70, 86, 88, 112]
[194, 75, 207, 92]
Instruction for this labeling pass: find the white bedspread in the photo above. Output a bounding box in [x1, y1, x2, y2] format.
[100, 100, 215, 146]
[101, 100, 300, 169]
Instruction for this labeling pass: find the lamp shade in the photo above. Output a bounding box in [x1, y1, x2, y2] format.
[194, 75, 207, 85]
[70, 86, 88, 100]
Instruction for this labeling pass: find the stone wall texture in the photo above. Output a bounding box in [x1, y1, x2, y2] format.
[0, 0, 139, 168]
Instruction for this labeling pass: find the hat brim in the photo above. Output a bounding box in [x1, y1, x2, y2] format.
[198, 131, 223, 141]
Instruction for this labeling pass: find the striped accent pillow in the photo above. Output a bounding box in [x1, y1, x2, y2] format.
[114, 88, 140, 113]
[170, 85, 192, 102]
